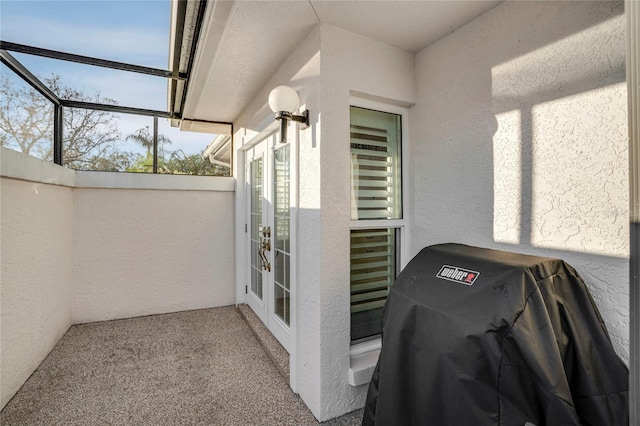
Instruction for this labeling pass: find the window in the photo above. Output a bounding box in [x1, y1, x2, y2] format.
[350, 107, 402, 220]
[350, 106, 403, 343]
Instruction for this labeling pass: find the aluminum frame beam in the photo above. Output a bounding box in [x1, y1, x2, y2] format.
[0, 40, 185, 80]
[61, 100, 172, 119]
[0, 49, 61, 105]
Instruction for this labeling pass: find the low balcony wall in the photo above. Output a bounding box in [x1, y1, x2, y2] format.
[1, 147, 236, 408]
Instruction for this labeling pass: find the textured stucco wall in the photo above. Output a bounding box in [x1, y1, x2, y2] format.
[279, 27, 324, 416]
[1, 175, 74, 409]
[232, 23, 414, 421]
[316, 24, 414, 421]
[73, 188, 235, 323]
[410, 1, 629, 362]
[234, 25, 325, 417]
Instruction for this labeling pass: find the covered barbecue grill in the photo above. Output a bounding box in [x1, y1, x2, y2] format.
[363, 243, 628, 425]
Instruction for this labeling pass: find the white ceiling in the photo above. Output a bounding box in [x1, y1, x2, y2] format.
[183, 0, 503, 124]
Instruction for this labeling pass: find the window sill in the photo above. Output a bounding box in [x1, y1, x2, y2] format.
[348, 339, 381, 387]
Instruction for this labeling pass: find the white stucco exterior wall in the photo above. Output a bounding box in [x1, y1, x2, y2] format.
[410, 1, 629, 362]
[232, 1, 629, 420]
[0, 150, 75, 409]
[232, 23, 414, 421]
[233, 24, 325, 417]
[315, 25, 414, 421]
[73, 186, 235, 323]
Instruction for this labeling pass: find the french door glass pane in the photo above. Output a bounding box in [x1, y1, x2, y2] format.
[350, 106, 402, 220]
[250, 158, 263, 300]
[350, 228, 396, 342]
[274, 144, 290, 325]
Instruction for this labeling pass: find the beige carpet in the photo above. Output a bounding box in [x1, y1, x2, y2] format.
[1, 306, 363, 425]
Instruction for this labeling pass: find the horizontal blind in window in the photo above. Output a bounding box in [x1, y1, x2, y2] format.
[350, 107, 402, 221]
[350, 229, 396, 315]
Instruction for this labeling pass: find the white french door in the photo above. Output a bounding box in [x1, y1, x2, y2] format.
[246, 134, 292, 352]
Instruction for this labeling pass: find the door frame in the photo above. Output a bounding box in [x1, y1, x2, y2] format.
[235, 120, 299, 392]
[245, 134, 293, 351]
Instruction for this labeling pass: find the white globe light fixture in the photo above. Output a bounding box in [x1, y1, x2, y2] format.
[268, 85, 309, 144]
[268, 85, 299, 114]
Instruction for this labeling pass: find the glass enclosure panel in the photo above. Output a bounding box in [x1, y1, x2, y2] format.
[273, 144, 290, 325]
[350, 106, 402, 220]
[0, 64, 54, 160]
[11, 55, 167, 112]
[156, 118, 230, 176]
[1, 1, 170, 70]
[1, 2, 230, 176]
[1, 58, 228, 175]
[350, 228, 397, 342]
[2, 0, 170, 112]
[68, 115, 229, 175]
[250, 158, 263, 300]
[62, 109, 147, 171]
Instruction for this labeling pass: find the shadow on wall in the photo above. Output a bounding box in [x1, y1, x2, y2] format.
[490, 2, 628, 361]
[411, 1, 628, 362]
[491, 3, 627, 256]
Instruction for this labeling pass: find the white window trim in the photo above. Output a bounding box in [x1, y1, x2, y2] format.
[348, 97, 410, 387]
[350, 219, 405, 230]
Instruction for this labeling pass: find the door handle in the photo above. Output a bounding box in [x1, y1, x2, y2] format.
[259, 227, 271, 272]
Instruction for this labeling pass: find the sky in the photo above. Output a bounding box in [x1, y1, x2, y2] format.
[0, 0, 213, 155]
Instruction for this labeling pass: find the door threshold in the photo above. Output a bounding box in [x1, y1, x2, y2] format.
[237, 304, 290, 383]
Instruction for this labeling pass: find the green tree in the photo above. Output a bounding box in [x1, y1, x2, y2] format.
[1, 73, 229, 176]
[125, 126, 172, 173]
[125, 125, 172, 157]
[125, 128, 230, 176]
[163, 150, 230, 176]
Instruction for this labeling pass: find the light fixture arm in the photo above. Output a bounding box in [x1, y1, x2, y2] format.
[273, 110, 309, 144]
[274, 110, 309, 126]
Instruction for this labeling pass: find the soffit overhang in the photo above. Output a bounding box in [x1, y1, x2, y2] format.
[174, 0, 503, 125]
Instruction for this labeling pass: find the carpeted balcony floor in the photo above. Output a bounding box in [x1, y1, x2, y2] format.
[0, 305, 363, 425]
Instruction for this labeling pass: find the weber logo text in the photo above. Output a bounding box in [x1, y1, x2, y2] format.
[436, 265, 480, 286]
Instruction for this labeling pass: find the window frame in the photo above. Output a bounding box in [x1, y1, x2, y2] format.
[349, 97, 409, 349]
[350, 106, 403, 221]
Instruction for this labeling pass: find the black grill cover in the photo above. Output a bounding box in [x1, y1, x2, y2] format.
[362, 244, 628, 426]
